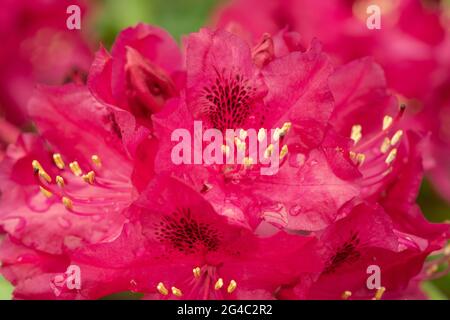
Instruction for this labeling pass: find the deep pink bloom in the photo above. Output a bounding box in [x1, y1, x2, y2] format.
[278, 202, 448, 300]
[4, 178, 321, 299]
[0, 84, 153, 256]
[0, 0, 93, 126]
[152, 28, 360, 231]
[215, 0, 446, 101]
[88, 23, 185, 128]
[0, 20, 448, 300]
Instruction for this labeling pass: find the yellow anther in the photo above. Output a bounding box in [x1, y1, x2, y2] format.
[91, 155, 102, 167]
[171, 286, 183, 297]
[373, 287, 386, 300]
[69, 161, 82, 176]
[385, 148, 397, 164]
[227, 280, 237, 294]
[193, 267, 201, 279]
[279, 122, 292, 137]
[243, 157, 254, 168]
[351, 125, 362, 144]
[264, 144, 274, 158]
[52, 153, 65, 169]
[341, 291, 352, 300]
[82, 171, 95, 185]
[156, 282, 168, 296]
[280, 145, 288, 159]
[355, 153, 365, 166]
[390, 130, 403, 146]
[383, 115, 393, 130]
[239, 129, 248, 140]
[56, 175, 65, 188]
[38, 170, 52, 183]
[273, 128, 281, 141]
[32, 160, 43, 173]
[62, 197, 73, 210]
[214, 278, 224, 290]
[380, 137, 391, 153]
[257, 128, 266, 142]
[349, 151, 356, 160]
[39, 186, 53, 198]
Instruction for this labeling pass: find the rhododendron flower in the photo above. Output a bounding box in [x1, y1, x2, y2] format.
[0, 84, 152, 256]
[32, 178, 320, 300]
[152, 28, 360, 231]
[215, 0, 446, 101]
[88, 23, 185, 128]
[0, 0, 93, 126]
[0, 18, 449, 301]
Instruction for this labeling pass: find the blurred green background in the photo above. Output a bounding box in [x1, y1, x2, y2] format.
[0, 0, 449, 300]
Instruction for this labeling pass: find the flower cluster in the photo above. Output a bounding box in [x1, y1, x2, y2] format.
[0, 3, 449, 300]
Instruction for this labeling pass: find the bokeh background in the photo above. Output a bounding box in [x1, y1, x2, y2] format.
[0, 0, 449, 300]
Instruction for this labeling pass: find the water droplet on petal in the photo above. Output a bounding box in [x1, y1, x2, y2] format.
[289, 204, 303, 216]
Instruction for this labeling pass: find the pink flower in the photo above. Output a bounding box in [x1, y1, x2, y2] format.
[278, 202, 448, 300]
[88, 23, 185, 128]
[152, 28, 360, 231]
[0, 0, 93, 126]
[215, 0, 446, 101]
[0, 84, 153, 256]
[0, 21, 448, 300]
[3, 178, 321, 299]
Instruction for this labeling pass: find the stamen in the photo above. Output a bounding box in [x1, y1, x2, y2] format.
[32, 160, 43, 173]
[227, 280, 237, 294]
[171, 286, 183, 297]
[273, 128, 281, 141]
[69, 161, 82, 176]
[385, 148, 397, 164]
[350, 152, 365, 166]
[56, 175, 65, 188]
[82, 171, 95, 185]
[355, 153, 365, 166]
[382, 115, 393, 130]
[38, 170, 52, 183]
[390, 130, 403, 146]
[280, 145, 288, 159]
[52, 153, 65, 169]
[39, 186, 53, 198]
[341, 291, 352, 300]
[264, 144, 274, 158]
[279, 122, 292, 137]
[157, 282, 168, 296]
[91, 155, 102, 167]
[193, 267, 201, 279]
[258, 128, 266, 142]
[243, 157, 253, 168]
[380, 137, 391, 153]
[62, 197, 73, 210]
[214, 278, 224, 290]
[373, 287, 386, 300]
[351, 125, 362, 144]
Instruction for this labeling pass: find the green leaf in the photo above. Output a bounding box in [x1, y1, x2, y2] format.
[421, 281, 447, 300]
[0, 276, 13, 300]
